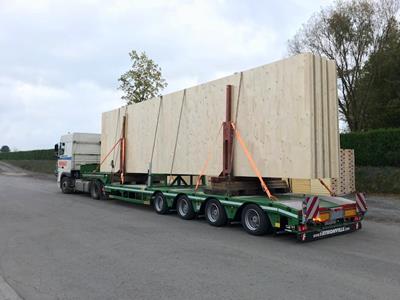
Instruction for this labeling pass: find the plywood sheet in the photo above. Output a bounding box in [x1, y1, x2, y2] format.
[101, 53, 340, 179]
[290, 149, 355, 196]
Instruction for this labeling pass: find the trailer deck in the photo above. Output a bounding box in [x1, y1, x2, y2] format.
[102, 181, 366, 242]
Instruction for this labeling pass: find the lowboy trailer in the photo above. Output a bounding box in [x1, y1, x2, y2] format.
[56, 135, 367, 242]
[85, 171, 366, 242]
[56, 85, 367, 242]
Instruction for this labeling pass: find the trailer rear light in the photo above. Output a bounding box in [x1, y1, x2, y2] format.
[344, 208, 357, 217]
[353, 216, 360, 222]
[313, 211, 330, 223]
[298, 224, 308, 232]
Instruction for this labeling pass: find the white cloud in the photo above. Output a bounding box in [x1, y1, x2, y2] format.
[0, 0, 334, 150]
[0, 77, 123, 149]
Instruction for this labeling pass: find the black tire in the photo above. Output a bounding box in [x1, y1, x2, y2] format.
[205, 199, 228, 226]
[176, 195, 196, 220]
[61, 177, 73, 194]
[153, 193, 169, 214]
[90, 181, 102, 200]
[241, 204, 272, 235]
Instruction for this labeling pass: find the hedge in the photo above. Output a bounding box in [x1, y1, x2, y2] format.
[340, 128, 400, 167]
[0, 149, 55, 160]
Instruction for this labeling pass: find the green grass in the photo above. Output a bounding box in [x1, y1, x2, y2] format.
[5, 160, 56, 174]
[0, 149, 55, 160]
[356, 166, 400, 194]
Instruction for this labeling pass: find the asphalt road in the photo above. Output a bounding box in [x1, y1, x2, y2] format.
[0, 162, 400, 300]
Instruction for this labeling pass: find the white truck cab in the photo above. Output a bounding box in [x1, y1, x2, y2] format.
[55, 133, 101, 191]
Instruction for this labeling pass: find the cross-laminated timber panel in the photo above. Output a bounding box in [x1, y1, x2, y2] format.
[100, 53, 340, 179]
[290, 149, 355, 196]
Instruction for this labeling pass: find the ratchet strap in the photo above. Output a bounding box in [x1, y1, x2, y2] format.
[318, 178, 335, 196]
[230, 123, 276, 200]
[195, 124, 223, 191]
[95, 138, 122, 172]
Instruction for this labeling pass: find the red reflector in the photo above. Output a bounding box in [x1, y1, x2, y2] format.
[354, 216, 360, 221]
[298, 224, 308, 232]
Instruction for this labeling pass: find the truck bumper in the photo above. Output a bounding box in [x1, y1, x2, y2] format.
[297, 221, 362, 242]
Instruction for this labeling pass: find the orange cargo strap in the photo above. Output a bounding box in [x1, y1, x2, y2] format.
[95, 138, 122, 172]
[318, 178, 335, 196]
[230, 123, 276, 200]
[195, 124, 223, 191]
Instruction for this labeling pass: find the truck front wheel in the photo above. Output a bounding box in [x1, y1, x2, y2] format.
[61, 177, 73, 194]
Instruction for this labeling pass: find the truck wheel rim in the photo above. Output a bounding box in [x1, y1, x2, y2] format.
[207, 203, 219, 222]
[155, 196, 163, 211]
[245, 209, 260, 231]
[178, 199, 189, 215]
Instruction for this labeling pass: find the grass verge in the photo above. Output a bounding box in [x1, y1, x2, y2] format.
[356, 166, 400, 194]
[3, 160, 56, 174]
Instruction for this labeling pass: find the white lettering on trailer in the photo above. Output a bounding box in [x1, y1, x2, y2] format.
[312, 226, 351, 238]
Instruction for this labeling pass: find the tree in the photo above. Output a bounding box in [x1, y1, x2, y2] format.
[288, 0, 400, 131]
[356, 20, 400, 129]
[0, 145, 10, 153]
[118, 50, 167, 104]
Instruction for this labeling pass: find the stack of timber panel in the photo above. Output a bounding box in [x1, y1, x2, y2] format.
[290, 149, 355, 195]
[100, 53, 340, 179]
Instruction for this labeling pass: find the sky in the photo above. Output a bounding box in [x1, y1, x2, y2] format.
[0, 0, 333, 150]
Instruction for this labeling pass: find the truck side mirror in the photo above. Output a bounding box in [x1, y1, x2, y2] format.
[54, 144, 59, 156]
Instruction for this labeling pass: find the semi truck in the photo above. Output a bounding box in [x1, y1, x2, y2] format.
[55, 109, 367, 242]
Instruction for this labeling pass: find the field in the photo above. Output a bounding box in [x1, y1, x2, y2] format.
[1, 160, 56, 174]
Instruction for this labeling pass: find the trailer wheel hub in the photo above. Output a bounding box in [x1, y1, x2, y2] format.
[245, 209, 260, 231]
[207, 203, 220, 222]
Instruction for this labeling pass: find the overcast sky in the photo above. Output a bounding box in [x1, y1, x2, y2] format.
[0, 0, 333, 150]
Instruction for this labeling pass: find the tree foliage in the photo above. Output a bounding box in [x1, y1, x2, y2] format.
[0, 145, 10, 153]
[288, 0, 400, 131]
[355, 21, 400, 129]
[118, 50, 167, 104]
[340, 128, 400, 166]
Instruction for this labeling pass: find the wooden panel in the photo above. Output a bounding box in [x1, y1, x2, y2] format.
[313, 55, 324, 178]
[100, 53, 340, 179]
[233, 53, 313, 178]
[290, 179, 311, 194]
[100, 107, 126, 172]
[328, 60, 340, 177]
[290, 149, 355, 196]
[126, 98, 161, 173]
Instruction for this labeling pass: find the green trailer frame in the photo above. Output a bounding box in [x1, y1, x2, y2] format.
[81, 172, 365, 242]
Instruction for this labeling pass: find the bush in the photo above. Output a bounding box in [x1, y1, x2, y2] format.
[0, 149, 55, 160]
[341, 128, 400, 167]
[356, 166, 400, 194]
